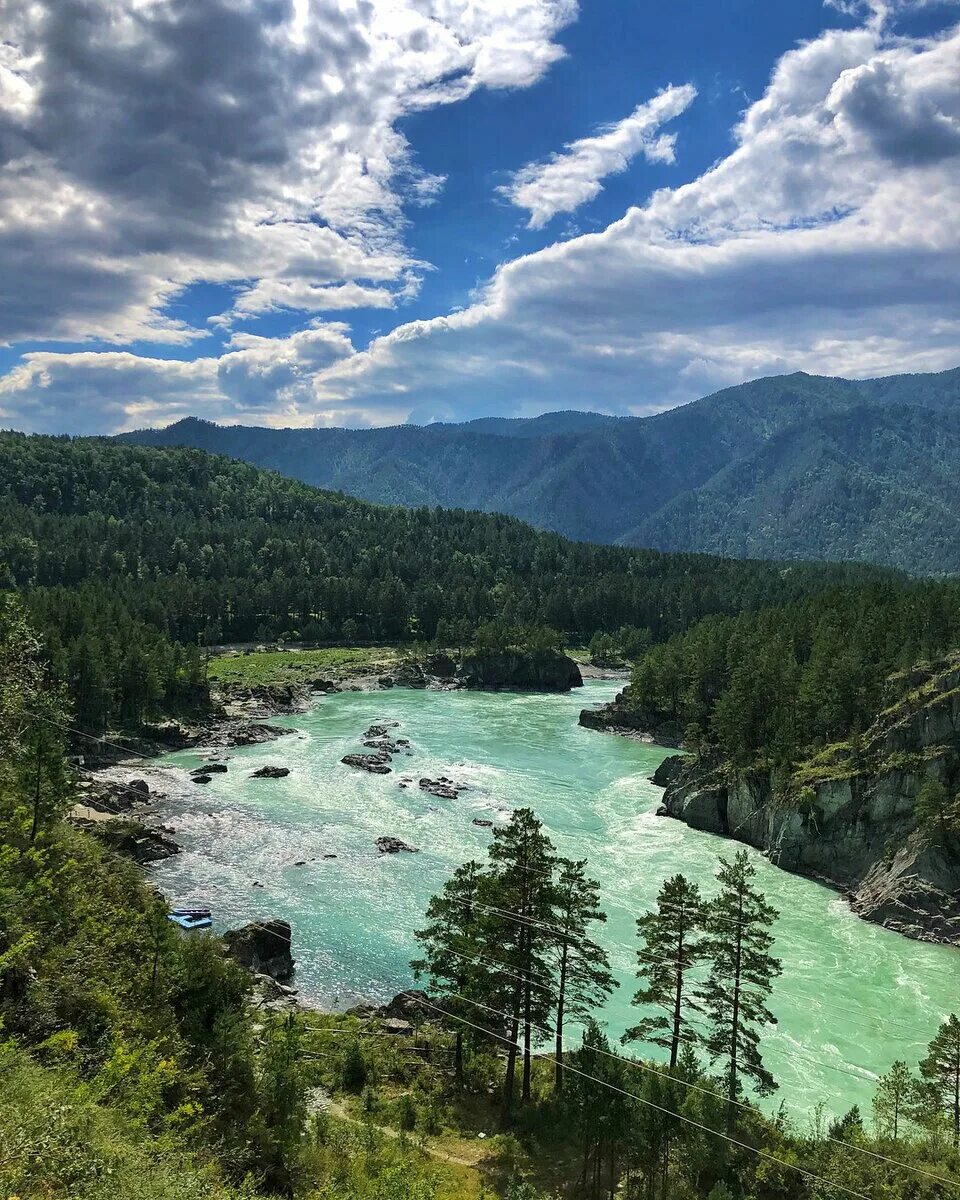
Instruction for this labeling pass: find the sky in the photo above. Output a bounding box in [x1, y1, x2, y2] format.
[0, 0, 958, 433]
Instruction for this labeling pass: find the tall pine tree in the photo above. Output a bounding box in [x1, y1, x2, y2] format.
[696, 851, 781, 1131]
[485, 808, 557, 1118]
[623, 874, 703, 1068]
[920, 1014, 960, 1147]
[551, 858, 616, 1094]
[412, 859, 489, 1086]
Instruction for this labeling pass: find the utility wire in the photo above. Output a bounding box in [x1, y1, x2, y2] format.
[392, 989, 875, 1200]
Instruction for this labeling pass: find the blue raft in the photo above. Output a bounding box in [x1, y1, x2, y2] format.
[167, 907, 213, 930]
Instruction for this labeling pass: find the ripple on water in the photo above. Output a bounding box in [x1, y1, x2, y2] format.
[149, 680, 960, 1120]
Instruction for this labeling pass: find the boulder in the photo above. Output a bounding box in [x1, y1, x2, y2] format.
[79, 818, 180, 864]
[458, 650, 583, 693]
[342, 753, 392, 774]
[364, 722, 400, 738]
[223, 918, 294, 981]
[193, 774, 213, 785]
[380, 990, 431, 1021]
[127, 778, 150, 796]
[376, 836, 419, 854]
[251, 765, 291, 779]
[200, 762, 229, 774]
[472, 818, 494, 828]
[225, 723, 293, 748]
[419, 776, 466, 800]
[651, 755, 686, 788]
[381, 1017, 414, 1035]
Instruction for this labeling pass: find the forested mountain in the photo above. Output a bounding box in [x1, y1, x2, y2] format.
[123, 366, 960, 573]
[0, 432, 886, 733]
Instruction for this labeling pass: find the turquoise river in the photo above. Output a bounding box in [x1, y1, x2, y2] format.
[149, 679, 960, 1122]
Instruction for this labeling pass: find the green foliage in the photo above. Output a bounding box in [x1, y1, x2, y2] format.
[0, 432, 896, 735]
[696, 851, 782, 1123]
[624, 873, 703, 1068]
[624, 583, 960, 766]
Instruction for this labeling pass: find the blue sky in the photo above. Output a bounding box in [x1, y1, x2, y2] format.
[0, 0, 958, 431]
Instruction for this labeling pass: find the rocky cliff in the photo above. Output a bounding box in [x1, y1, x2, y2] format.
[656, 656, 960, 944]
[395, 649, 583, 692]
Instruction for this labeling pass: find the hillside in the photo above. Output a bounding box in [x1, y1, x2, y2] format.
[0, 432, 887, 734]
[122, 366, 960, 572]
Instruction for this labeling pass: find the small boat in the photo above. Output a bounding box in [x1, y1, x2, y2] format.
[167, 907, 213, 930]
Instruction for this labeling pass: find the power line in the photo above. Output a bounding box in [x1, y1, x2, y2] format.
[418, 982, 960, 1189]
[392, 990, 874, 1200]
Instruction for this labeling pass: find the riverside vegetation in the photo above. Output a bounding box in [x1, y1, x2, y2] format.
[6, 600, 960, 1200]
[587, 582, 960, 942]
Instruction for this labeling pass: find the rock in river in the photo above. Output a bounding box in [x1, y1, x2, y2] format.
[342, 753, 392, 774]
[376, 836, 419, 854]
[251, 765, 291, 779]
[419, 776, 466, 800]
[223, 918, 295, 981]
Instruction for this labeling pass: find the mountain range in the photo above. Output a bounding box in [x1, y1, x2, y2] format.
[121, 366, 960, 575]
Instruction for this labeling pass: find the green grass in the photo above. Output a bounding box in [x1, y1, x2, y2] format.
[207, 646, 400, 687]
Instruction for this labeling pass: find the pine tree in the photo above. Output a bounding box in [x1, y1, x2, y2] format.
[412, 859, 489, 1086]
[920, 1014, 960, 1147]
[696, 851, 781, 1131]
[915, 779, 958, 843]
[550, 858, 616, 1094]
[485, 808, 557, 1118]
[623, 874, 703, 1068]
[872, 1060, 915, 1141]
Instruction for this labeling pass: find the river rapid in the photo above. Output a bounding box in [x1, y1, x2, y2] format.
[149, 680, 960, 1120]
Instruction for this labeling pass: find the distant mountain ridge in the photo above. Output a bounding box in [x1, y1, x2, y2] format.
[121, 366, 960, 574]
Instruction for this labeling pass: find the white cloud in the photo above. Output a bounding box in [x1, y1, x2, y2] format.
[0, 0, 576, 345]
[2, 8, 960, 431]
[501, 85, 697, 229]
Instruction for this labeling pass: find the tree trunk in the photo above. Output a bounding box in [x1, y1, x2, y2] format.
[555, 942, 568, 1094]
[454, 1029, 463, 1088]
[670, 921, 685, 1069]
[726, 893, 744, 1135]
[502, 1011, 520, 1125]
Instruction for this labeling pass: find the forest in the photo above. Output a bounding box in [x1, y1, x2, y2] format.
[0, 431, 892, 735]
[621, 581, 960, 767]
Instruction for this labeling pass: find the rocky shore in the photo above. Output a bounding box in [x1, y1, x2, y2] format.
[649, 656, 960, 946]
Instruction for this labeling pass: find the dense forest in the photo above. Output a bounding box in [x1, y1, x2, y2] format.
[621, 581, 960, 766]
[126, 366, 960, 574]
[0, 431, 890, 734]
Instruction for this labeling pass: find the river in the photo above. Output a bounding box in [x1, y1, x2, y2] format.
[149, 679, 960, 1121]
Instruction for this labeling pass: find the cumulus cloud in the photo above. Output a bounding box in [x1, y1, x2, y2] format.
[2, 7, 960, 431]
[501, 84, 697, 228]
[0, 0, 575, 345]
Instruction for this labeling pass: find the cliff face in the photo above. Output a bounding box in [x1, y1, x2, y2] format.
[657, 657, 960, 943]
[458, 650, 583, 692]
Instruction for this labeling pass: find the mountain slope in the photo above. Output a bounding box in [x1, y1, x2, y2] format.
[635, 405, 960, 575]
[122, 366, 960, 571]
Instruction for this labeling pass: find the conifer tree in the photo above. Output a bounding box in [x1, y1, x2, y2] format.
[412, 860, 488, 1086]
[920, 1014, 960, 1147]
[550, 858, 616, 1094]
[872, 1060, 915, 1141]
[485, 808, 557, 1117]
[696, 851, 781, 1131]
[623, 874, 703, 1068]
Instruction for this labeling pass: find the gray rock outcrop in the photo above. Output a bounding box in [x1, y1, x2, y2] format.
[223, 918, 295, 981]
